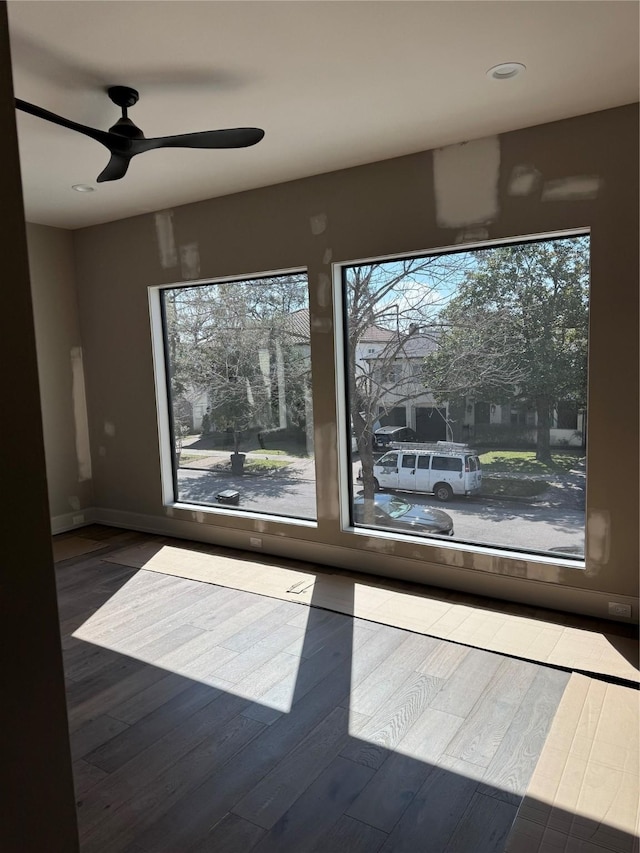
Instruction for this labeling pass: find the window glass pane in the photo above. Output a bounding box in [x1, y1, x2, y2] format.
[432, 456, 463, 471]
[385, 496, 413, 517]
[345, 235, 588, 560]
[162, 272, 316, 520]
[380, 453, 398, 468]
[402, 455, 416, 468]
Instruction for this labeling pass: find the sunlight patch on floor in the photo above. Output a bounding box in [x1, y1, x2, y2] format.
[103, 542, 639, 683]
[72, 570, 303, 712]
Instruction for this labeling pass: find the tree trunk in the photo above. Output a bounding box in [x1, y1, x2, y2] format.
[352, 408, 377, 524]
[359, 439, 376, 491]
[535, 397, 552, 463]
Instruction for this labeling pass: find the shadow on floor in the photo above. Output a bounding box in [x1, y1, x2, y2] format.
[54, 543, 637, 853]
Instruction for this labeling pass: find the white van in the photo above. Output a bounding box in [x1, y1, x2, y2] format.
[368, 442, 482, 501]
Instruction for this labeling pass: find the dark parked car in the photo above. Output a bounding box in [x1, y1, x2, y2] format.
[353, 492, 454, 536]
[373, 425, 417, 451]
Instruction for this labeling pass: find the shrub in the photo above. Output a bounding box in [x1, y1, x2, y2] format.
[259, 426, 306, 448]
[473, 424, 536, 448]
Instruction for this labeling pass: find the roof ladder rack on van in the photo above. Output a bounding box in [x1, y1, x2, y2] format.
[389, 441, 475, 453]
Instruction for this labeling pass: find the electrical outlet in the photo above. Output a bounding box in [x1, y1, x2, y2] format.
[249, 536, 262, 548]
[72, 514, 85, 525]
[608, 602, 632, 618]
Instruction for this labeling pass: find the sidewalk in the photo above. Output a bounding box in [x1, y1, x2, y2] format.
[482, 470, 586, 509]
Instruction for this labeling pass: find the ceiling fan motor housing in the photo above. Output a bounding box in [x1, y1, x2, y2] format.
[107, 86, 144, 139]
[109, 117, 145, 139]
[107, 86, 139, 109]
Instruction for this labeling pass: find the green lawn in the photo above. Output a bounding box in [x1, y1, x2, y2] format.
[481, 477, 550, 498]
[479, 449, 584, 475]
[178, 452, 291, 473]
[177, 453, 203, 465]
[243, 457, 290, 473]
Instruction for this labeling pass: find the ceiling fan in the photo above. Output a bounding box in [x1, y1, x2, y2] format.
[15, 85, 265, 183]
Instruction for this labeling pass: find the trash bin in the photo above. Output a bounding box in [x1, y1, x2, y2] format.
[230, 452, 246, 474]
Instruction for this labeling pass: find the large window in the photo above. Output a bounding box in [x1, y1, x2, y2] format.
[160, 272, 316, 521]
[344, 234, 589, 560]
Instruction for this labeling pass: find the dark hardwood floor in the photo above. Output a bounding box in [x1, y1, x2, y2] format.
[55, 529, 571, 852]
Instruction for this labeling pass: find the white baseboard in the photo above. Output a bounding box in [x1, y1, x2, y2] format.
[50, 507, 96, 534]
[91, 506, 638, 625]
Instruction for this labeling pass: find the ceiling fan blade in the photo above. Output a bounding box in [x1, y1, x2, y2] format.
[136, 127, 265, 152]
[15, 98, 114, 149]
[96, 153, 134, 183]
[16, 94, 263, 183]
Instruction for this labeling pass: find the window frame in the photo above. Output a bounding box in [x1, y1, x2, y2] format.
[334, 227, 590, 571]
[147, 232, 591, 582]
[149, 266, 318, 529]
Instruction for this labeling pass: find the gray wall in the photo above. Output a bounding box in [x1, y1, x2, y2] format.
[63, 104, 638, 618]
[27, 223, 93, 528]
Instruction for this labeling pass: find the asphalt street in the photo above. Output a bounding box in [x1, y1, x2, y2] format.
[177, 461, 585, 557]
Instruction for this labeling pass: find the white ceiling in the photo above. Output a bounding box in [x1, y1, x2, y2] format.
[8, 1, 639, 230]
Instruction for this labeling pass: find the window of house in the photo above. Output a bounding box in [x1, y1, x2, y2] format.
[344, 233, 589, 561]
[556, 401, 579, 430]
[159, 271, 316, 521]
[382, 366, 398, 383]
[510, 405, 527, 426]
[474, 401, 490, 425]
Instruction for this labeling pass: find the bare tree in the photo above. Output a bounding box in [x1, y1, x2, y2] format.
[345, 256, 472, 507]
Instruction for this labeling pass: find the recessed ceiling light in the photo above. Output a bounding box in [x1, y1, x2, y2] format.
[71, 184, 95, 193]
[486, 62, 526, 81]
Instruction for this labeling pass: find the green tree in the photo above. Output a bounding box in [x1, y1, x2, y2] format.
[165, 275, 310, 458]
[208, 346, 269, 455]
[423, 237, 589, 462]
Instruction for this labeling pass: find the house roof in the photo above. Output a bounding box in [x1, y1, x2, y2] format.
[400, 333, 440, 358]
[359, 325, 396, 343]
[284, 309, 311, 341]
[364, 333, 439, 362]
[285, 310, 396, 345]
